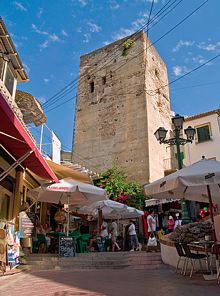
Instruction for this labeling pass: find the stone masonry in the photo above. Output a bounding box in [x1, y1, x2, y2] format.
[72, 31, 171, 184]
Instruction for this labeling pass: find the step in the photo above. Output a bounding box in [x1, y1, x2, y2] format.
[23, 252, 162, 271]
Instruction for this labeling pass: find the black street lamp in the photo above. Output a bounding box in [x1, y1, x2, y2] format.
[154, 114, 196, 222]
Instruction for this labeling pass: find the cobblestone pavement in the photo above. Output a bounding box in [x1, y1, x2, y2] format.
[0, 267, 219, 296]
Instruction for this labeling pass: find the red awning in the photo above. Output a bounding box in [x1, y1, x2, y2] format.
[0, 93, 59, 182]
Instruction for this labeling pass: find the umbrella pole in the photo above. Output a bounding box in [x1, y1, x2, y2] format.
[67, 194, 70, 237]
[207, 185, 217, 242]
[98, 209, 103, 233]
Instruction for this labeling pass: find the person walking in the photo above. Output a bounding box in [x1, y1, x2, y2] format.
[167, 215, 175, 233]
[110, 220, 121, 251]
[128, 220, 139, 251]
[147, 209, 157, 237]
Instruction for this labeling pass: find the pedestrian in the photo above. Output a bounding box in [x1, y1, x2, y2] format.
[100, 220, 109, 238]
[147, 209, 157, 238]
[110, 219, 121, 251]
[174, 213, 182, 230]
[128, 220, 139, 251]
[167, 215, 175, 233]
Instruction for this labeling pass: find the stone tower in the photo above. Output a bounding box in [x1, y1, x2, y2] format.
[72, 31, 171, 184]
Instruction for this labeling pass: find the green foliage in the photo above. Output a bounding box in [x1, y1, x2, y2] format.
[122, 38, 134, 57]
[94, 166, 145, 210]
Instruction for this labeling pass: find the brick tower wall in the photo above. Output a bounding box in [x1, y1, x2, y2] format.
[72, 31, 171, 184]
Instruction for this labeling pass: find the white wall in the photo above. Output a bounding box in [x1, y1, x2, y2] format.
[183, 113, 220, 166]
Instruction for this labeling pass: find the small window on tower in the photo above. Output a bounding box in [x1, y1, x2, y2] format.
[90, 81, 94, 93]
[155, 68, 159, 79]
[102, 76, 106, 85]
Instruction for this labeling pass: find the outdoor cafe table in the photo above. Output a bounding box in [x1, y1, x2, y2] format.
[188, 240, 215, 274]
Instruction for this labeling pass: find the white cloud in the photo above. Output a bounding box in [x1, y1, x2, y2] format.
[112, 13, 149, 40]
[23, 63, 30, 74]
[78, 0, 87, 6]
[13, 1, 27, 11]
[39, 40, 49, 51]
[103, 41, 111, 46]
[113, 28, 135, 40]
[38, 96, 46, 104]
[172, 40, 195, 52]
[83, 33, 91, 43]
[49, 33, 60, 42]
[197, 41, 220, 52]
[32, 24, 59, 41]
[192, 55, 213, 66]
[87, 22, 101, 33]
[109, 0, 120, 10]
[10, 33, 28, 48]
[173, 65, 191, 77]
[32, 24, 48, 36]
[76, 27, 82, 33]
[43, 78, 49, 83]
[61, 30, 68, 37]
[32, 24, 61, 50]
[37, 8, 44, 18]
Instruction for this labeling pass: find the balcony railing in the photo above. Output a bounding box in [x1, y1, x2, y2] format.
[163, 157, 177, 172]
[0, 79, 36, 143]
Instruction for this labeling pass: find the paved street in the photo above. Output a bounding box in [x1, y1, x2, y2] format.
[0, 266, 219, 296]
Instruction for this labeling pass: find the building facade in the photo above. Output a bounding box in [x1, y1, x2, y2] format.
[183, 108, 220, 166]
[0, 17, 58, 228]
[72, 31, 172, 184]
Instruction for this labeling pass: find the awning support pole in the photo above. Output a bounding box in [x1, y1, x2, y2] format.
[0, 150, 33, 182]
[67, 193, 70, 237]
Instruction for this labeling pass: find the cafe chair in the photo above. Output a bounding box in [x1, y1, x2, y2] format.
[181, 243, 208, 278]
[81, 234, 90, 253]
[174, 243, 186, 274]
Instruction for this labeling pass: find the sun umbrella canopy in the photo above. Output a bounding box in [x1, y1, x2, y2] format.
[76, 200, 126, 217]
[144, 159, 220, 204]
[145, 198, 180, 207]
[119, 207, 144, 219]
[28, 178, 107, 206]
[76, 200, 144, 219]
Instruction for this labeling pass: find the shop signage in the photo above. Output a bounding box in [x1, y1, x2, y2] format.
[59, 236, 76, 257]
[19, 211, 34, 238]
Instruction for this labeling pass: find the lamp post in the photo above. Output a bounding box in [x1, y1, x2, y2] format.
[154, 114, 195, 224]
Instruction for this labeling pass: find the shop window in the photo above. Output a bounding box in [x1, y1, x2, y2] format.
[195, 123, 211, 143]
[90, 81, 94, 93]
[0, 193, 10, 220]
[102, 76, 106, 85]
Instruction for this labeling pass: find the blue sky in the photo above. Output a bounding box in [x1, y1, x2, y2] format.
[1, 0, 220, 156]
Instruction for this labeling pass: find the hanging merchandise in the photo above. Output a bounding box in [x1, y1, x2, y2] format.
[0, 228, 7, 264]
[6, 224, 20, 267]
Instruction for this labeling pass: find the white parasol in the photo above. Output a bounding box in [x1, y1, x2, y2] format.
[28, 178, 107, 235]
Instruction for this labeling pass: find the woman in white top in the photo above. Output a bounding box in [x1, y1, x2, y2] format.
[100, 221, 109, 238]
[128, 220, 139, 251]
[110, 220, 121, 251]
[147, 209, 157, 236]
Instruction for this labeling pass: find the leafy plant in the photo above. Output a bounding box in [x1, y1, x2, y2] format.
[94, 166, 145, 210]
[122, 38, 134, 57]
